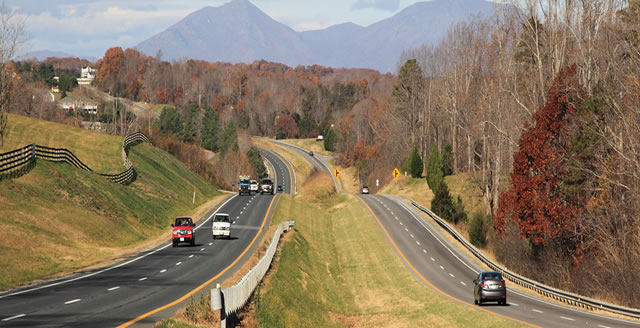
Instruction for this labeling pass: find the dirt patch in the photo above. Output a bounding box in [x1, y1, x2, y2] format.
[329, 311, 360, 327]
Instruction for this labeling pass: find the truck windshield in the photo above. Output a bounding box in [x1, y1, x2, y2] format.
[214, 215, 230, 223]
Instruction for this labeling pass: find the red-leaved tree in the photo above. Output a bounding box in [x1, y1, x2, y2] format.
[275, 114, 299, 138]
[495, 66, 583, 250]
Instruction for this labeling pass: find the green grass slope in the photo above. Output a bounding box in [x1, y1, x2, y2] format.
[0, 114, 219, 290]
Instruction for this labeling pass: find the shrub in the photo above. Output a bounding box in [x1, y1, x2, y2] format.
[469, 212, 487, 248]
[324, 128, 337, 152]
[426, 144, 443, 190]
[453, 195, 468, 224]
[406, 145, 423, 178]
[442, 143, 454, 176]
[275, 129, 286, 140]
[431, 181, 455, 222]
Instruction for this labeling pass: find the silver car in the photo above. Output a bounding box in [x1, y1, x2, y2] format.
[473, 271, 507, 305]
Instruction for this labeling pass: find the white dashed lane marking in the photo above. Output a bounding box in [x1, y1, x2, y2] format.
[449, 273, 455, 278]
[160, 269, 167, 273]
[416, 241, 421, 246]
[532, 309, 543, 313]
[107, 286, 120, 291]
[200, 248, 205, 251]
[404, 228, 409, 232]
[430, 257, 435, 262]
[2, 314, 26, 322]
[439, 265, 444, 270]
[189, 255, 194, 258]
[560, 317, 574, 321]
[139, 277, 147, 281]
[176, 262, 182, 266]
[64, 299, 81, 305]
[410, 234, 414, 239]
[460, 281, 466, 286]
[423, 249, 427, 253]
[209, 242, 213, 246]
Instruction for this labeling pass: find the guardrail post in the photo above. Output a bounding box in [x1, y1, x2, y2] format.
[211, 283, 226, 328]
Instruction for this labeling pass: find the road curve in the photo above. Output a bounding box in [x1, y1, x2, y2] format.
[0, 149, 291, 328]
[282, 140, 640, 328]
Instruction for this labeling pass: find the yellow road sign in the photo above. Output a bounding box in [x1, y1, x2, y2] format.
[334, 167, 341, 178]
[393, 168, 400, 179]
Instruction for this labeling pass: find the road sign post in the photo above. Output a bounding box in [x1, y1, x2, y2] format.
[334, 167, 341, 178]
[392, 168, 400, 180]
[376, 179, 379, 193]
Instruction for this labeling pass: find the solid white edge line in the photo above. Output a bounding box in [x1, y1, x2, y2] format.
[392, 196, 640, 325]
[2, 314, 26, 321]
[0, 194, 238, 300]
[64, 299, 81, 305]
[598, 325, 612, 328]
[391, 196, 640, 326]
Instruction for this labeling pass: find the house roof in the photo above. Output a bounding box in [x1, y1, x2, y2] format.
[57, 95, 98, 106]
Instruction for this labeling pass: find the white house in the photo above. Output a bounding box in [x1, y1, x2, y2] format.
[77, 66, 96, 85]
[57, 95, 99, 114]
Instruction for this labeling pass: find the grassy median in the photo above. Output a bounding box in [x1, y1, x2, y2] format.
[254, 172, 519, 327]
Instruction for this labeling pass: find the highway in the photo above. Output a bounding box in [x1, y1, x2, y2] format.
[0, 149, 291, 328]
[281, 140, 640, 328]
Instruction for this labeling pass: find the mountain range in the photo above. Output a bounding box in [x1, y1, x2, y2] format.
[18, 50, 97, 62]
[135, 0, 503, 73]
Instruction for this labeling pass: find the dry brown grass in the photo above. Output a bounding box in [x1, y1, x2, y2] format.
[299, 171, 336, 203]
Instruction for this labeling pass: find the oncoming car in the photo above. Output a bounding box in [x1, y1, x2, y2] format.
[250, 180, 259, 194]
[212, 213, 231, 239]
[473, 271, 507, 305]
[361, 186, 369, 194]
[172, 216, 195, 247]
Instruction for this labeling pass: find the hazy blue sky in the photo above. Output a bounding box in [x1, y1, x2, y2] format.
[8, 0, 428, 59]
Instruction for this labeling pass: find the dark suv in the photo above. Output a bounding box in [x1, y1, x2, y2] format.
[473, 271, 507, 305]
[172, 216, 195, 247]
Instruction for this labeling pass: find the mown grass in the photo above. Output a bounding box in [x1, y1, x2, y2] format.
[255, 171, 518, 327]
[0, 114, 219, 290]
[283, 138, 332, 156]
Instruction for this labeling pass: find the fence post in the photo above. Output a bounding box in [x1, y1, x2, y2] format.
[31, 144, 36, 161]
[211, 283, 225, 328]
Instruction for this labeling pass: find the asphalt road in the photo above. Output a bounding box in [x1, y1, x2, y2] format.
[0, 149, 291, 328]
[282, 140, 640, 328]
[269, 140, 341, 193]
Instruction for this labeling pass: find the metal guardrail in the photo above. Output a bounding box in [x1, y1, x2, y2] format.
[211, 220, 295, 327]
[0, 132, 150, 185]
[410, 200, 640, 319]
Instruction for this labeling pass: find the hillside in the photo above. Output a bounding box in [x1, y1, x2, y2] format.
[0, 114, 221, 290]
[136, 0, 504, 72]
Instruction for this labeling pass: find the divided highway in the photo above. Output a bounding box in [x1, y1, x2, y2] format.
[0, 149, 291, 328]
[280, 140, 640, 328]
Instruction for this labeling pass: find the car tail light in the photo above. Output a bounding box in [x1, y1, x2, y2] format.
[480, 281, 488, 289]
[499, 281, 506, 288]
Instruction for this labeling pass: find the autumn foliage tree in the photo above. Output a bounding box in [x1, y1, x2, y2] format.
[495, 66, 583, 255]
[274, 114, 299, 139]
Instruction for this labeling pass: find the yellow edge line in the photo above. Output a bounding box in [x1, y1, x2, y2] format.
[117, 194, 280, 328]
[356, 196, 540, 328]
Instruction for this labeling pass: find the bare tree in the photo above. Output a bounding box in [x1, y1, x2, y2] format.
[0, 1, 26, 146]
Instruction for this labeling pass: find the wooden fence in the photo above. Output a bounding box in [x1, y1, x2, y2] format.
[0, 132, 150, 185]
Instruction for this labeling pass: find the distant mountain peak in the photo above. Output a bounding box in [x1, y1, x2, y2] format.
[136, 0, 506, 73]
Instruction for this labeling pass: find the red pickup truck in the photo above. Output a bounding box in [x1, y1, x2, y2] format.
[172, 216, 195, 247]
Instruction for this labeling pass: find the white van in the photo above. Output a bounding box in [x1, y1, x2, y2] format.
[212, 213, 231, 239]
